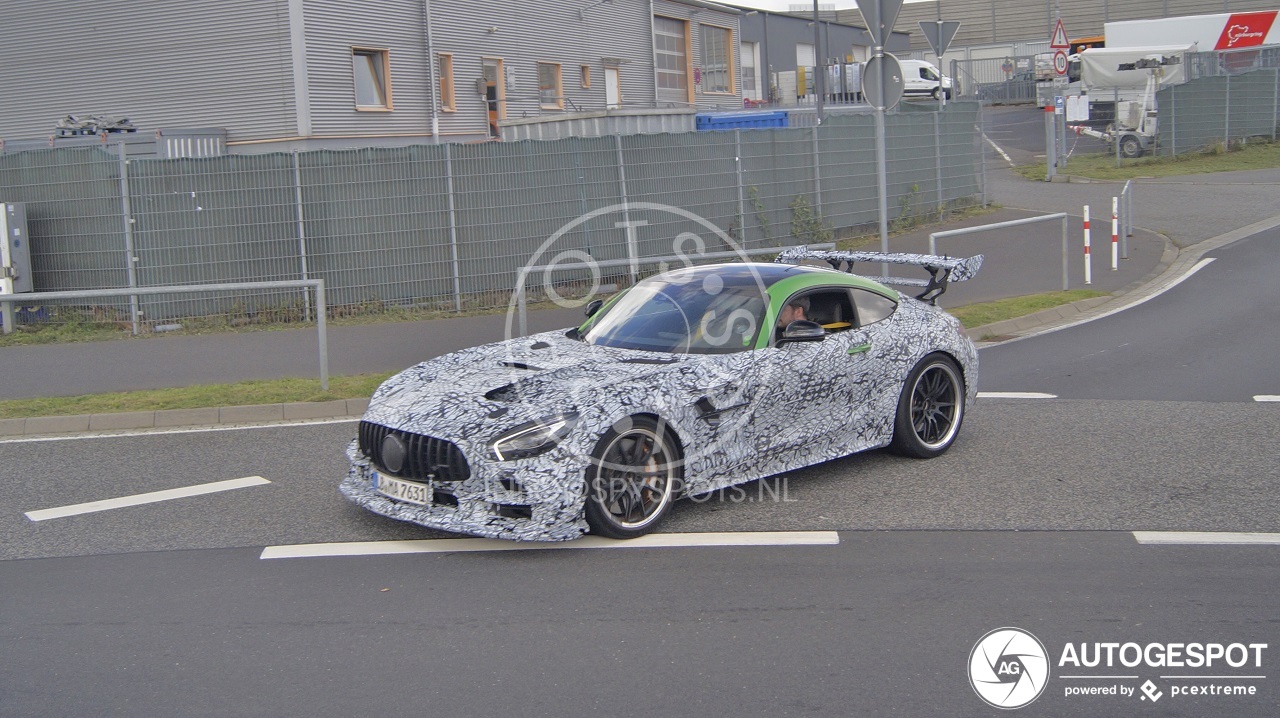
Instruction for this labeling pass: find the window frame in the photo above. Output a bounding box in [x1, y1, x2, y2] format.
[580, 64, 592, 89]
[438, 52, 456, 112]
[699, 23, 735, 95]
[538, 61, 564, 110]
[351, 46, 393, 111]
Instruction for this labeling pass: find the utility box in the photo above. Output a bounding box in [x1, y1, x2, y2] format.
[1, 202, 32, 294]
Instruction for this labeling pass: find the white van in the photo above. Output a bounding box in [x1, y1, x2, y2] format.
[899, 60, 953, 100]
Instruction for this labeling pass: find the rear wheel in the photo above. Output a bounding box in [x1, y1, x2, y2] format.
[889, 354, 965, 458]
[584, 416, 680, 539]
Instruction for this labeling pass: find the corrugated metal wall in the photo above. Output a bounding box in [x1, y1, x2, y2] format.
[429, 1, 659, 141]
[0, 104, 983, 321]
[0, 0, 297, 142]
[302, 0, 433, 140]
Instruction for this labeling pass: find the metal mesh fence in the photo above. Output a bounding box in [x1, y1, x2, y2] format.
[1159, 69, 1280, 156]
[0, 104, 983, 333]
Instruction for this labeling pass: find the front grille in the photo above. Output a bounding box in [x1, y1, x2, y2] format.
[359, 421, 471, 483]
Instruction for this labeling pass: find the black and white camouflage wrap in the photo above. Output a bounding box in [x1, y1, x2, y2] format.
[341, 267, 978, 542]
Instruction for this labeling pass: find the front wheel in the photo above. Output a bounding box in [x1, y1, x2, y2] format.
[584, 416, 681, 539]
[889, 355, 965, 458]
[932, 87, 942, 101]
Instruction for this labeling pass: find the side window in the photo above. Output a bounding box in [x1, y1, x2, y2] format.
[851, 288, 897, 326]
[776, 289, 855, 342]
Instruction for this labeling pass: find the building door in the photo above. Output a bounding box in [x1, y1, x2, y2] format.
[605, 67, 621, 109]
[482, 58, 505, 139]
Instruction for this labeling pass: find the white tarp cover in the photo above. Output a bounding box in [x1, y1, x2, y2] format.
[1078, 45, 1194, 89]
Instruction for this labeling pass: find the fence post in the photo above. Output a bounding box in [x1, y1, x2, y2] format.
[315, 279, 329, 392]
[934, 111, 944, 218]
[1224, 74, 1231, 149]
[811, 125, 823, 220]
[117, 143, 140, 335]
[443, 143, 463, 314]
[1273, 68, 1279, 142]
[1170, 87, 1178, 156]
[614, 133, 632, 247]
[291, 151, 312, 321]
[1044, 107, 1057, 181]
[734, 129, 747, 245]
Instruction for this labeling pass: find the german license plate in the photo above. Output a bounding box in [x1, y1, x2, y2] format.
[374, 472, 430, 505]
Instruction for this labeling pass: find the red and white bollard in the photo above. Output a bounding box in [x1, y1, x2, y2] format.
[1111, 197, 1119, 271]
[1083, 205, 1092, 285]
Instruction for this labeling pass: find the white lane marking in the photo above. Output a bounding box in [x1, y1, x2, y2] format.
[1133, 531, 1280, 545]
[260, 530, 841, 559]
[982, 132, 1014, 166]
[978, 391, 1058, 399]
[1254, 395, 1280, 402]
[987, 258, 1216, 346]
[25, 476, 270, 522]
[0, 417, 358, 445]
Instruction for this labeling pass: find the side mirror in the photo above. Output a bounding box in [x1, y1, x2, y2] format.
[778, 320, 825, 344]
[584, 298, 604, 318]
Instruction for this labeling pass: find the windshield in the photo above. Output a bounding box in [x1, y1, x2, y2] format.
[582, 273, 768, 354]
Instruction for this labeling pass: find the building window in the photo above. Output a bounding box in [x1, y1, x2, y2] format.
[741, 41, 759, 99]
[701, 25, 732, 94]
[438, 53, 456, 111]
[538, 62, 564, 109]
[581, 64, 591, 88]
[653, 16, 689, 92]
[352, 47, 392, 109]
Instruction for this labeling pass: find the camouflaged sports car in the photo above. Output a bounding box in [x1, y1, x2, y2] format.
[341, 248, 982, 541]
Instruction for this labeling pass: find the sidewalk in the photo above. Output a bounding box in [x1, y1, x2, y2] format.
[2, 166, 1275, 436]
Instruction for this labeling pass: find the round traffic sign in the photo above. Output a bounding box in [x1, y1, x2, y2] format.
[863, 53, 904, 111]
[1053, 50, 1069, 75]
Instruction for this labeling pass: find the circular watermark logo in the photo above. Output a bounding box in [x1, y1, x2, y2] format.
[502, 202, 782, 473]
[969, 627, 1051, 710]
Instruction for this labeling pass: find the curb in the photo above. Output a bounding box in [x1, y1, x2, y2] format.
[1, 398, 369, 439]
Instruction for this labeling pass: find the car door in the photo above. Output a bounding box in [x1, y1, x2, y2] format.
[746, 287, 863, 459]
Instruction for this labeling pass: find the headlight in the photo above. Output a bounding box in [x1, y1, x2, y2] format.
[490, 412, 579, 461]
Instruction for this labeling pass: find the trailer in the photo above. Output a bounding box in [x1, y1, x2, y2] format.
[1067, 45, 1194, 158]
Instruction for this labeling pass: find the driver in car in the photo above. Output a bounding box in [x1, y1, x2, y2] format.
[775, 296, 810, 339]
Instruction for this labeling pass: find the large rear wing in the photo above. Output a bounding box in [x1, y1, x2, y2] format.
[774, 246, 983, 304]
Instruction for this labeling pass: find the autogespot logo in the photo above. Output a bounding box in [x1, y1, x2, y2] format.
[969, 627, 1051, 709]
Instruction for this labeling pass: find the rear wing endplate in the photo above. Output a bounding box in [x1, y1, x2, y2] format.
[775, 246, 983, 304]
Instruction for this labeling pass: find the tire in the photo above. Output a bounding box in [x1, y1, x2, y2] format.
[889, 354, 965, 459]
[932, 87, 942, 101]
[1119, 135, 1143, 159]
[583, 415, 681, 539]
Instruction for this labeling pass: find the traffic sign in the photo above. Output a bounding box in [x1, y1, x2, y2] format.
[1053, 49, 1069, 75]
[919, 20, 961, 58]
[1050, 18, 1070, 49]
[858, 0, 906, 47]
[863, 53, 904, 111]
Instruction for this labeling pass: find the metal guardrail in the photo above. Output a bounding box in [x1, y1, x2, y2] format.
[1, 279, 330, 390]
[513, 244, 835, 336]
[930, 214, 1070, 291]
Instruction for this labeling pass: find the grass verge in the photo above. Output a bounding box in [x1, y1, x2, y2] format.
[1013, 138, 1280, 181]
[947, 289, 1108, 331]
[2, 290, 1109, 421]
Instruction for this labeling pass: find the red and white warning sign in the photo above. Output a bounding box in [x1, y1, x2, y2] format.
[1051, 18, 1071, 49]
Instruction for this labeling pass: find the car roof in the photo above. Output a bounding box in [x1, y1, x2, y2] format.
[655, 261, 895, 296]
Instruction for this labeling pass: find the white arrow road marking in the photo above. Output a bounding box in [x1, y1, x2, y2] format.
[260, 530, 841, 559]
[1133, 531, 1280, 545]
[977, 392, 1058, 399]
[24, 476, 271, 521]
